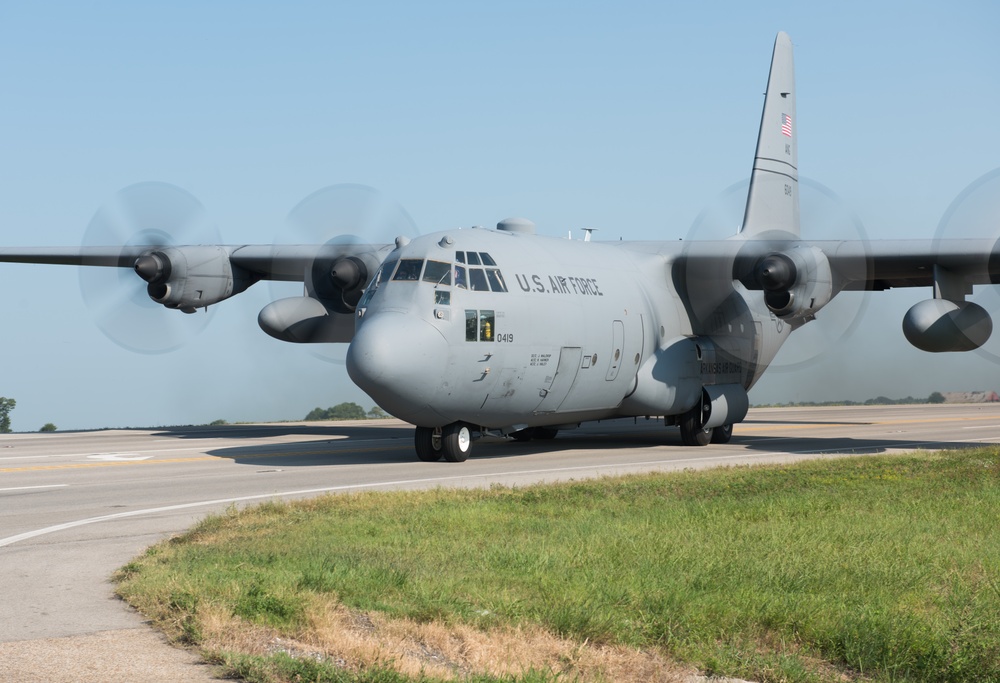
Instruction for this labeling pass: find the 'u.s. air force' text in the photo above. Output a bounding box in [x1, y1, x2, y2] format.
[514, 274, 603, 296]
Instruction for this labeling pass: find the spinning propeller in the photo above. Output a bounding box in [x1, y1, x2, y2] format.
[78, 182, 220, 354]
[932, 167, 1000, 365]
[270, 184, 420, 364]
[685, 176, 871, 371]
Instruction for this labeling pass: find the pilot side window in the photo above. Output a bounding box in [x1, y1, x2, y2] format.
[375, 259, 399, 284]
[465, 309, 495, 341]
[465, 309, 477, 341]
[479, 310, 495, 341]
[465, 309, 497, 342]
[358, 259, 396, 307]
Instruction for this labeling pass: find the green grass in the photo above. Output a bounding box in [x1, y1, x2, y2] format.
[116, 447, 1000, 682]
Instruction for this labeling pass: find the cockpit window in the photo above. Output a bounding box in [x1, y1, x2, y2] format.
[469, 268, 488, 291]
[378, 259, 398, 283]
[422, 260, 451, 285]
[358, 259, 396, 307]
[485, 269, 507, 292]
[393, 258, 424, 281]
[466, 251, 482, 266]
[455, 251, 466, 264]
[480, 252, 497, 266]
[454, 265, 467, 289]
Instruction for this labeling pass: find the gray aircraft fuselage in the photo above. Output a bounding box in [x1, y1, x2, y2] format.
[346, 223, 787, 432]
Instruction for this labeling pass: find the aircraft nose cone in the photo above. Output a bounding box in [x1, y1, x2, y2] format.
[346, 313, 448, 424]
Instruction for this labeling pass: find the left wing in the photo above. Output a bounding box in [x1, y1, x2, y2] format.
[0, 242, 393, 343]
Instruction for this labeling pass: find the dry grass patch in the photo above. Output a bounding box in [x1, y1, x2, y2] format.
[195, 597, 694, 682]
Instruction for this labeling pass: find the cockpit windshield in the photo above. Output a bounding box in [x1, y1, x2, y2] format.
[360, 251, 507, 310]
[393, 258, 423, 281]
[453, 251, 507, 292]
[422, 260, 451, 286]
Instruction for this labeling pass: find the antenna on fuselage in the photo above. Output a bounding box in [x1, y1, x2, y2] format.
[581, 227, 597, 242]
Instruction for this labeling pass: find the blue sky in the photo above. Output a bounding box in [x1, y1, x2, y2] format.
[0, 2, 998, 430]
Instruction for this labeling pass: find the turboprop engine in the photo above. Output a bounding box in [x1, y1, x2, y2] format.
[739, 245, 833, 321]
[133, 246, 254, 313]
[258, 244, 388, 344]
[902, 299, 993, 352]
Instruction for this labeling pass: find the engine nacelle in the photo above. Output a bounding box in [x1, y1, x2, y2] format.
[258, 296, 356, 343]
[750, 246, 833, 320]
[308, 247, 387, 314]
[133, 246, 253, 313]
[902, 299, 993, 352]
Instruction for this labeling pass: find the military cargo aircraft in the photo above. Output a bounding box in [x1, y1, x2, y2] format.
[1, 32, 997, 462]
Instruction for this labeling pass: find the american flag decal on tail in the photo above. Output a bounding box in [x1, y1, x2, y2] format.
[781, 113, 793, 137]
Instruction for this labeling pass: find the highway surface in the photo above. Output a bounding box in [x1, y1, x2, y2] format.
[2, 404, 999, 681]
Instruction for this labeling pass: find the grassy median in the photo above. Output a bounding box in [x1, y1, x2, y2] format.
[115, 447, 1000, 682]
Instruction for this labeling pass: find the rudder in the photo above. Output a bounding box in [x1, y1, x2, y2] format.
[741, 32, 799, 238]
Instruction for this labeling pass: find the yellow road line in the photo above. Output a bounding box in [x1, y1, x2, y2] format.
[0, 445, 407, 473]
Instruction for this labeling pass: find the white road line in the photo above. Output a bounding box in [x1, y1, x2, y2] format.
[0, 484, 69, 492]
[0, 441, 971, 549]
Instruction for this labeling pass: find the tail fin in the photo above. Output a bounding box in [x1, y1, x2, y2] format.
[741, 31, 799, 238]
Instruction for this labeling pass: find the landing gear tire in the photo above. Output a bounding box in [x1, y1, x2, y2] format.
[710, 423, 733, 444]
[414, 426, 443, 462]
[442, 422, 473, 462]
[680, 406, 713, 447]
[534, 427, 559, 440]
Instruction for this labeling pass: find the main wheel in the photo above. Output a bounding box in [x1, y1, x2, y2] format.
[441, 422, 473, 462]
[679, 405, 713, 447]
[710, 423, 733, 444]
[414, 426, 443, 462]
[533, 427, 559, 440]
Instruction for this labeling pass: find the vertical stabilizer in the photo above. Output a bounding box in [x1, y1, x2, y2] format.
[741, 32, 798, 238]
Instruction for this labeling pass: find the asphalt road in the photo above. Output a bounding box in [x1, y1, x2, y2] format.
[2, 404, 999, 681]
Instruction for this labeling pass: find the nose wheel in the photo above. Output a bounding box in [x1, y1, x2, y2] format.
[414, 423, 473, 462]
[414, 426, 443, 461]
[441, 422, 473, 462]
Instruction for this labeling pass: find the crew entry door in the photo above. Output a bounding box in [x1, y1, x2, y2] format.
[605, 320, 625, 381]
[534, 347, 583, 413]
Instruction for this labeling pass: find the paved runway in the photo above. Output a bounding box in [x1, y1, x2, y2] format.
[2, 403, 999, 681]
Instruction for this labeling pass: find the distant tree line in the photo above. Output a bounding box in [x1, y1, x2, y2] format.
[304, 402, 388, 421]
[759, 392, 947, 408]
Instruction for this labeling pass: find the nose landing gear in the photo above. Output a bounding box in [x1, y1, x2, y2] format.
[441, 423, 472, 462]
[414, 426, 444, 461]
[414, 423, 473, 462]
